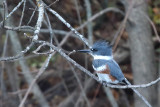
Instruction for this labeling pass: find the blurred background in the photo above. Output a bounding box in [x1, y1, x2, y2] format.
[0, 0, 160, 107]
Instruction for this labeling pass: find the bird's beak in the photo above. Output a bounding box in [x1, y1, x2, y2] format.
[77, 49, 91, 53]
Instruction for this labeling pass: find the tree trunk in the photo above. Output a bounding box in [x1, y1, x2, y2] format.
[125, 0, 158, 107]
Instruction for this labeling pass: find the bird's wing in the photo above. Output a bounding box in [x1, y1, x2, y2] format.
[105, 60, 125, 82]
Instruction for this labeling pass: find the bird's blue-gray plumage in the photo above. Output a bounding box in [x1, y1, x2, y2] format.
[91, 41, 112, 56]
[92, 59, 125, 82]
[78, 40, 126, 83]
[77, 41, 151, 107]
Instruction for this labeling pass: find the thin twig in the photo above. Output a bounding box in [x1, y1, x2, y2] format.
[45, 10, 59, 45]
[76, 7, 124, 34]
[19, 0, 26, 27]
[33, 43, 46, 53]
[124, 79, 151, 107]
[27, 6, 37, 25]
[73, 0, 84, 35]
[0, 42, 34, 61]
[143, 11, 160, 42]
[3, 25, 35, 31]
[0, 0, 25, 26]
[68, 50, 76, 56]
[75, 7, 124, 33]
[68, 63, 91, 107]
[2, 1, 7, 27]
[48, 0, 59, 7]
[2, 25, 77, 37]
[112, 0, 135, 51]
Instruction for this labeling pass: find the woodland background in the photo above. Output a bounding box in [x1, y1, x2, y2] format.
[0, 0, 160, 107]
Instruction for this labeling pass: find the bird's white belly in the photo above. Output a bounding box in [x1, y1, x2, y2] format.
[97, 73, 119, 84]
[92, 65, 106, 71]
[97, 73, 111, 82]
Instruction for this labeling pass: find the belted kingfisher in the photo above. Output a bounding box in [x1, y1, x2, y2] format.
[78, 40, 127, 84]
[78, 40, 152, 107]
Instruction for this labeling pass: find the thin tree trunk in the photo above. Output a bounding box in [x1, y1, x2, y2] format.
[125, 0, 158, 107]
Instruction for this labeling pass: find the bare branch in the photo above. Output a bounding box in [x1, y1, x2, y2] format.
[2, 1, 7, 27]
[0, 0, 44, 61]
[33, 1, 44, 41]
[27, 6, 37, 25]
[0, 0, 25, 26]
[46, 6, 90, 47]
[112, 0, 135, 50]
[19, 0, 26, 27]
[0, 42, 34, 61]
[143, 12, 160, 42]
[35, 40, 160, 89]
[68, 63, 91, 107]
[77, 7, 124, 31]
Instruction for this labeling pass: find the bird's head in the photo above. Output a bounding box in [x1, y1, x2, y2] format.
[77, 40, 112, 57]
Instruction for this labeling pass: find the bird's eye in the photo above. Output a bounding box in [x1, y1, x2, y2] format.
[91, 48, 97, 51]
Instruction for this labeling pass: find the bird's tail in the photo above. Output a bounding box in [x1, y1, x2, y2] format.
[123, 78, 152, 107]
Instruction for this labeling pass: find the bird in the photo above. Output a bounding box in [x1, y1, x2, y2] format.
[77, 40, 152, 107]
[77, 40, 128, 85]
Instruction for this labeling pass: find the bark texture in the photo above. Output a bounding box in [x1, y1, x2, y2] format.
[125, 0, 158, 107]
